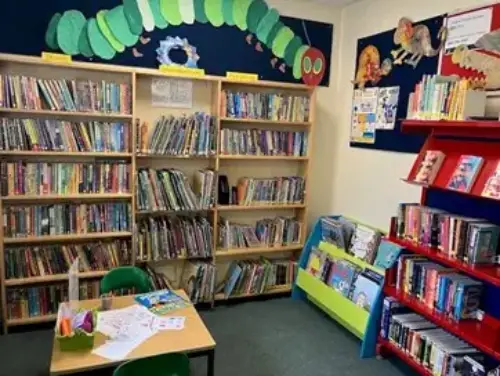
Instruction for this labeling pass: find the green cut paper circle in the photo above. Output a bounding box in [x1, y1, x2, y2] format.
[194, 0, 208, 23]
[272, 26, 294, 58]
[313, 58, 323, 74]
[256, 9, 279, 43]
[265, 21, 283, 47]
[150, 0, 169, 29]
[222, 0, 234, 25]
[45, 13, 62, 50]
[160, 0, 182, 25]
[293, 45, 308, 79]
[78, 22, 94, 57]
[123, 0, 143, 35]
[179, 1, 195, 24]
[57, 10, 87, 55]
[97, 10, 125, 52]
[87, 18, 116, 60]
[205, 0, 224, 27]
[106, 6, 140, 46]
[233, 0, 253, 31]
[284, 36, 303, 67]
[247, 0, 268, 34]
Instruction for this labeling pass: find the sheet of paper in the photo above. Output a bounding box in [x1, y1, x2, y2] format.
[350, 88, 378, 144]
[152, 316, 185, 331]
[92, 333, 151, 361]
[96, 304, 158, 340]
[445, 7, 493, 50]
[376, 86, 399, 130]
[151, 78, 193, 108]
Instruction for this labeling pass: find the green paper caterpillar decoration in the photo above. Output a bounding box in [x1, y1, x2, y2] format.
[45, 0, 326, 85]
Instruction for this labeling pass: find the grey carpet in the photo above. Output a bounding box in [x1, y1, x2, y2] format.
[0, 297, 414, 376]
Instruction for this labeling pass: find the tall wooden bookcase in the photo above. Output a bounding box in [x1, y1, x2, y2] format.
[0, 53, 315, 332]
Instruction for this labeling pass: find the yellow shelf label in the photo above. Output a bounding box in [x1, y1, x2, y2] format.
[159, 65, 205, 77]
[226, 72, 259, 82]
[41, 52, 72, 64]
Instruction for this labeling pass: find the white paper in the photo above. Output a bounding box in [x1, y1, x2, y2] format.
[350, 88, 378, 144]
[92, 334, 151, 361]
[446, 7, 493, 50]
[68, 258, 79, 310]
[96, 305, 158, 340]
[152, 316, 185, 331]
[151, 78, 192, 108]
[376, 86, 400, 130]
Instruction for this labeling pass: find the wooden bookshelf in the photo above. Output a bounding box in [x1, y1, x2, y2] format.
[0, 53, 315, 330]
[214, 284, 292, 301]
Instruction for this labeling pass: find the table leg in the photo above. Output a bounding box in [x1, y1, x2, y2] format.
[207, 349, 215, 376]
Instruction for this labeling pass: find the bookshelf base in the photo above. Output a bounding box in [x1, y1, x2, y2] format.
[377, 338, 431, 376]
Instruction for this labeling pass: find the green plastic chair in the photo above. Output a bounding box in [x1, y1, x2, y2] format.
[100, 266, 154, 295]
[113, 353, 190, 376]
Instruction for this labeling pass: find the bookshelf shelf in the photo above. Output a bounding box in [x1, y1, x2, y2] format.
[1, 193, 132, 202]
[136, 154, 215, 159]
[7, 314, 58, 327]
[0, 151, 133, 158]
[402, 119, 500, 136]
[4, 232, 133, 245]
[214, 284, 292, 301]
[217, 204, 306, 211]
[377, 338, 431, 376]
[220, 117, 311, 126]
[0, 107, 133, 120]
[5, 271, 108, 286]
[218, 155, 309, 161]
[384, 285, 500, 359]
[388, 237, 500, 286]
[136, 209, 212, 217]
[215, 244, 303, 257]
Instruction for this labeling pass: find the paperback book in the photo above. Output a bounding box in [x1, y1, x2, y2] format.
[447, 155, 483, 193]
[134, 290, 191, 315]
[413, 150, 445, 185]
[481, 161, 500, 199]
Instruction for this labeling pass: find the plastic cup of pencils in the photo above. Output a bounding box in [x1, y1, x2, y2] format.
[100, 293, 113, 311]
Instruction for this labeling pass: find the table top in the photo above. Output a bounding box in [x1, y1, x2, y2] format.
[50, 290, 216, 375]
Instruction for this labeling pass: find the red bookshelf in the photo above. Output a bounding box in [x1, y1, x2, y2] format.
[402, 119, 500, 137]
[377, 338, 431, 376]
[387, 237, 500, 287]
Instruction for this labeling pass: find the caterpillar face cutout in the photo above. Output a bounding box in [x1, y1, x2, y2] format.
[301, 47, 326, 86]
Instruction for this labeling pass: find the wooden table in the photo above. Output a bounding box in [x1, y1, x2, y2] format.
[50, 290, 216, 375]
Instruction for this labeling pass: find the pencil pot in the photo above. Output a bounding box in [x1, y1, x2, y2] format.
[55, 307, 97, 352]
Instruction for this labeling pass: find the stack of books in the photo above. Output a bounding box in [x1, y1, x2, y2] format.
[232, 176, 305, 206]
[381, 299, 487, 376]
[0, 118, 130, 152]
[0, 162, 130, 196]
[3, 202, 131, 237]
[220, 259, 297, 299]
[396, 255, 483, 321]
[136, 113, 216, 156]
[222, 91, 310, 122]
[396, 203, 500, 264]
[181, 262, 216, 304]
[0, 75, 132, 114]
[218, 217, 302, 249]
[137, 216, 213, 261]
[137, 168, 214, 212]
[4, 240, 132, 279]
[220, 129, 308, 156]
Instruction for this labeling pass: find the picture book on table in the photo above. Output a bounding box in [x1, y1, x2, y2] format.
[413, 150, 445, 185]
[134, 289, 190, 315]
[348, 225, 382, 264]
[482, 161, 500, 200]
[447, 155, 484, 193]
[306, 247, 327, 278]
[373, 240, 404, 270]
[328, 260, 360, 297]
[351, 269, 384, 313]
[320, 217, 355, 251]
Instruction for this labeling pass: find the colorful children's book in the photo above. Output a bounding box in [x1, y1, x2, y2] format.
[373, 240, 403, 270]
[413, 150, 445, 185]
[348, 225, 382, 264]
[305, 247, 326, 278]
[134, 289, 191, 315]
[351, 269, 383, 313]
[481, 161, 500, 199]
[447, 155, 484, 193]
[328, 260, 360, 297]
[320, 217, 355, 251]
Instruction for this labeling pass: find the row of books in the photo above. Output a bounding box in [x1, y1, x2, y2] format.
[233, 177, 305, 206]
[0, 162, 130, 196]
[0, 75, 132, 114]
[0, 118, 130, 152]
[222, 91, 310, 122]
[136, 113, 216, 156]
[217, 217, 302, 249]
[396, 203, 500, 265]
[3, 203, 131, 238]
[6, 281, 134, 320]
[136, 168, 215, 212]
[219, 259, 297, 299]
[306, 246, 384, 313]
[396, 254, 482, 321]
[137, 216, 213, 262]
[182, 262, 215, 304]
[220, 129, 308, 157]
[380, 300, 491, 376]
[4, 240, 132, 279]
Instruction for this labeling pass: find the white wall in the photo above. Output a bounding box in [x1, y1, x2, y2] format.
[330, 0, 493, 230]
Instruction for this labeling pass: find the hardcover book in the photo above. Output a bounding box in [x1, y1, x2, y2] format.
[373, 240, 403, 270]
[481, 161, 500, 199]
[447, 155, 484, 193]
[413, 150, 445, 185]
[348, 225, 382, 264]
[327, 260, 360, 297]
[351, 269, 383, 313]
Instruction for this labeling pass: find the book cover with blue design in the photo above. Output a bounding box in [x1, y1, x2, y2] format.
[447, 155, 484, 193]
[373, 240, 403, 270]
[328, 260, 360, 297]
[351, 269, 383, 313]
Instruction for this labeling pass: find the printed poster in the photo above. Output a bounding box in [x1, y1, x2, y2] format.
[445, 7, 493, 51]
[151, 78, 193, 108]
[350, 88, 378, 144]
[376, 86, 400, 130]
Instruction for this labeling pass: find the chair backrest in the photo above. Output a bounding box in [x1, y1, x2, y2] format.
[113, 353, 190, 376]
[100, 266, 154, 295]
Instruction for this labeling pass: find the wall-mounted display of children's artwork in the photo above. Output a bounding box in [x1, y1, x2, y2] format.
[0, 0, 334, 87]
[440, 4, 500, 90]
[350, 15, 445, 153]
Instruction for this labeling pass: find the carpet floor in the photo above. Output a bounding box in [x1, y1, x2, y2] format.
[0, 297, 414, 376]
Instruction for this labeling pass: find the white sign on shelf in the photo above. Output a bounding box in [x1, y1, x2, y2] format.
[151, 78, 193, 108]
[445, 7, 493, 50]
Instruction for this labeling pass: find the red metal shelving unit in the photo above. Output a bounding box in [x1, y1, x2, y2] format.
[378, 338, 431, 376]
